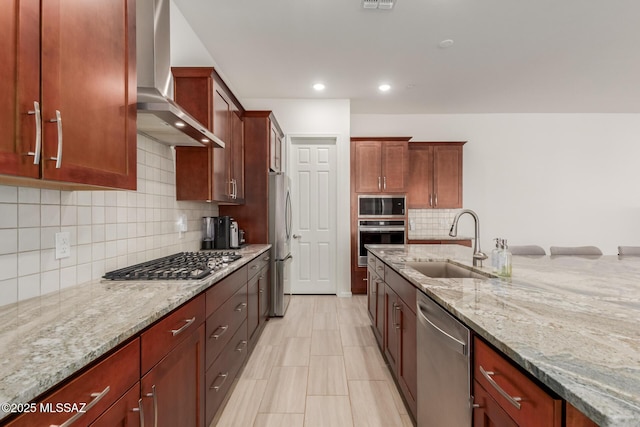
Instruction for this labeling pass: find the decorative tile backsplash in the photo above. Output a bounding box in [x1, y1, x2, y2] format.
[0, 134, 218, 307]
[407, 209, 462, 239]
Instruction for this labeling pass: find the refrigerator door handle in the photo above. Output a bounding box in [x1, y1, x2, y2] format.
[285, 189, 292, 240]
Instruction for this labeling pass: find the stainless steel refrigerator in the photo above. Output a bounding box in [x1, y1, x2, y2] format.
[269, 172, 293, 316]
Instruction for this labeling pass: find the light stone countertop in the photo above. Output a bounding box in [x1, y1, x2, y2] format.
[366, 244, 640, 427]
[407, 234, 474, 241]
[0, 244, 271, 422]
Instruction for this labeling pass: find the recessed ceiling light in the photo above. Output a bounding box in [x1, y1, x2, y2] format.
[201, 138, 209, 143]
[313, 83, 326, 91]
[439, 39, 454, 49]
[378, 84, 391, 92]
[175, 121, 186, 128]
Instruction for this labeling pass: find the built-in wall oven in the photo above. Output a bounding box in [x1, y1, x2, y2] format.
[357, 195, 407, 267]
[358, 220, 406, 266]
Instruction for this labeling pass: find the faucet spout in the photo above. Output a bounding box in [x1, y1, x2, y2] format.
[449, 209, 488, 267]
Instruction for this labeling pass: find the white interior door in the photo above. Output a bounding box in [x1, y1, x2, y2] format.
[290, 137, 337, 294]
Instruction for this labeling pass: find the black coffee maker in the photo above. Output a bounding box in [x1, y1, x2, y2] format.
[214, 216, 232, 249]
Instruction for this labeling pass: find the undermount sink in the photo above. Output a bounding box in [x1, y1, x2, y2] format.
[405, 261, 493, 279]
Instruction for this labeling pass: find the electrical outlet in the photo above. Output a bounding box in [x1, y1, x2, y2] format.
[55, 232, 71, 259]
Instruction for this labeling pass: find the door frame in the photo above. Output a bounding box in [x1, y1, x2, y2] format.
[288, 134, 339, 295]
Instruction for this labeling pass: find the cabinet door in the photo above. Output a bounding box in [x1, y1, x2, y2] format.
[380, 141, 408, 192]
[367, 268, 375, 321]
[40, 0, 136, 189]
[175, 147, 213, 201]
[375, 278, 385, 347]
[354, 141, 382, 192]
[247, 272, 259, 343]
[269, 122, 282, 172]
[258, 266, 270, 325]
[407, 145, 434, 208]
[433, 145, 463, 208]
[231, 109, 244, 201]
[398, 301, 417, 417]
[473, 381, 518, 427]
[384, 285, 399, 372]
[90, 383, 141, 427]
[0, 0, 39, 179]
[141, 325, 205, 427]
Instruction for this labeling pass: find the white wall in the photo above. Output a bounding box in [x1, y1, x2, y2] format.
[243, 99, 352, 296]
[352, 113, 640, 255]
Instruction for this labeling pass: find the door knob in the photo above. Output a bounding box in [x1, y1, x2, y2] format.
[293, 234, 301, 239]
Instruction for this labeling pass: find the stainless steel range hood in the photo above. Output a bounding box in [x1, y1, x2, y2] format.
[136, 0, 224, 148]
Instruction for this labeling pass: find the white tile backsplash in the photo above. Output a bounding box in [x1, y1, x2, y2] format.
[407, 209, 463, 239]
[0, 134, 218, 307]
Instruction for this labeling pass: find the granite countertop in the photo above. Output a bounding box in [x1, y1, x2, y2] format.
[407, 234, 474, 241]
[366, 244, 640, 427]
[0, 244, 271, 421]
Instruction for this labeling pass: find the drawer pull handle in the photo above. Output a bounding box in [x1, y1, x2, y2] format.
[235, 340, 248, 352]
[376, 265, 383, 271]
[211, 372, 229, 392]
[263, 256, 270, 261]
[251, 265, 259, 270]
[235, 302, 247, 312]
[211, 325, 229, 340]
[259, 288, 264, 293]
[51, 386, 110, 427]
[132, 398, 145, 427]
[479, 366, 522, 410]
[171, 317, 196, 336]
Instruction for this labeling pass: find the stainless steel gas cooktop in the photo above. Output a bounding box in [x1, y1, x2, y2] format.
[102, 251, 242, 281]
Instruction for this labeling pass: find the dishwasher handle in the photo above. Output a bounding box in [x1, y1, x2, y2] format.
[417, 300, 467, 356]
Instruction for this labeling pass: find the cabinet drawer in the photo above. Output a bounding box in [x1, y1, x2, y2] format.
[141, 295, 206, 373]
[206, 284, 248, 370]
[205, 319, 248, 425]
[7, 339, 140, 427]
[90, 383, 141, 427]
[474, 337, 562, 427]
[375, 257, 386, 281]
[206, 266, 247, 315]
[367, 253, 377, 269]
[384, 265, 415, 314]
[247, 251, 271, 280]
[473, 380, 517, 427]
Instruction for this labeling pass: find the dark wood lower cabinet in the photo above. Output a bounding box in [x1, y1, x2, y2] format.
[90, 383, 141, 427]
[473, 380, 518, 427]
[141, 325, 205, 427]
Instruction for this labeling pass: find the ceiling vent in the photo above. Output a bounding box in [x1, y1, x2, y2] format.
[363, 0, 395, 9]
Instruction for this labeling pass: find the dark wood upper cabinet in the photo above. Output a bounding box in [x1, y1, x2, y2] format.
[1, 0, 136, 190]
[352, 137, 410, 193]
[407, 142, 465, 209]
[172, 67, 245, 203]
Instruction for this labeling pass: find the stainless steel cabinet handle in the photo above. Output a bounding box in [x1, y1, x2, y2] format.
[144, 384, 158, 427]
[235, 302, 247, 312]
[211, 372, 229, 391]
[395, 304, 402, 329]
[479, 366, 522, 410]
[263, 256, 270, 261]
[171, 316, 196, 336]
[251, 264, 259, 270]
[383, 176, 387, 190]
[435, 193, 438, 207]
[48, 110, 63, 168]
[429, 194, 433, 207]
[376, 265, 383, 271]
[132, 398, 145, 427]
[51, 386, 110, 427]
[378, 176, 381, 190]
[259, 288, 264, 293]
[210, 325, 229, 340]
[235, 340, 248, 352]
[26, 101, 42, 164]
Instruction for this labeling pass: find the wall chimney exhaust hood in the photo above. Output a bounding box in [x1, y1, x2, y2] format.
[136, 0, 224, 148]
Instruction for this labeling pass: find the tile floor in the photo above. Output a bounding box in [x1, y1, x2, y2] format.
[214, 295, 414, 427]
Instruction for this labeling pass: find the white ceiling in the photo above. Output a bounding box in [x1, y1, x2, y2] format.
[173, 0, 640, 114]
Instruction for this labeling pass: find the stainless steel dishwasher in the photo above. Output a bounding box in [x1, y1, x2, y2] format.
[416, 290, 472, 426]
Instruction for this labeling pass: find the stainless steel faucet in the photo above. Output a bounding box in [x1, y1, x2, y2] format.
[449, 209, 488, 267]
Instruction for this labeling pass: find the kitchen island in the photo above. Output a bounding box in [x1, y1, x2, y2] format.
[367, 244, 640, 427]
[0, 244, 271, 424]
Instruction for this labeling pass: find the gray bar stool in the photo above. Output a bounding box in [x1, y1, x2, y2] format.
[509, 245, 546, 256]
[549, 246, 602, 256]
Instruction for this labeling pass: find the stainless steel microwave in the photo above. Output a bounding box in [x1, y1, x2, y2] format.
[358, 195, 406, 218]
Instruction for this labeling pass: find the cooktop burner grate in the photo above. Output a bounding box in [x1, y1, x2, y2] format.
[103, 251, 242, 281]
